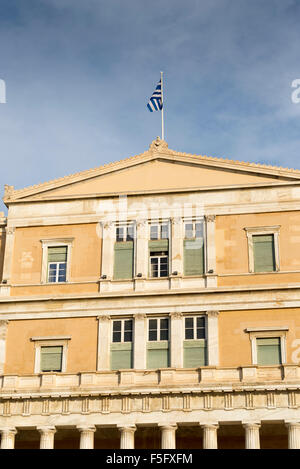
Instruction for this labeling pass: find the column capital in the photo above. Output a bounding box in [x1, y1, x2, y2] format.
[97, 314, 111, 322]
[242, 421, 261, 428]
[76, 425, 96, 433]
[0, 427, 17, 435]
[200, 423, 219, 429]
[206, 310, 219, 318]
[37, 426, 56, 434]
[117, 424, 137, 432]
[134, 313, 147, 320]
[158, 423, 178, 430]
[169, 311, 183, 320]
[206, 215, 216, 222]
[285, 421, 300, 428]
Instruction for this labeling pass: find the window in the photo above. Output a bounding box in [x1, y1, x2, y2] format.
[253, 234, 275, 272]
[111, 319, 133, 370]
[246, 327, 288, 365]
[149, 251, 168, 278]
[183, 219, 205, 276]
[256, 337, 281, 365]
[41, 238, 73, 284]
[183, 316, 207, 367]
[47, 246, 68, 283]
[40, 346, 63, 372]
[150, 223, 169, 240]
[112, 319, 133, 343]
[147, 318, 170, 369]
[244, 226, 280, 273]
[148, 318, 169, 341]
[116, 224, 135, 242]
[113, 224, 135, 280]
[31, 336, 71, 373]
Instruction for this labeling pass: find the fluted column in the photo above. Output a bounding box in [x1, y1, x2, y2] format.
[0, 428, 17, 449]
[201, 424, 219, 449]
[37, 426, 56, 449]
[159, 424, 177, 449]
[286, 422, 300, 449]
[243, 422, 261, 449]
[118, 425, 136, 449]
[77, 425, 96, 449]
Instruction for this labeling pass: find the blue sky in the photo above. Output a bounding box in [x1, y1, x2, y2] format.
[1, 0, 300, 213]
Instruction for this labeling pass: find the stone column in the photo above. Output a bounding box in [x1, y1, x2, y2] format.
[118, 425, 136, 449]
[97, 315, 111, 371]
[206, 311, 219, 366]
[135, 219, 149, 282]
[2, 226, 15, 284]
[201, 424, 219, 449]
[100, 221, 115, 280]
[159, 424, 177, 449]
[0, 428, 17, 449]
[77, 425, 96, 449]
[286, 422, 300, 449]
[243, 422, 261, 449]
[0, 320, 8, 374]
[37, 426, 56, 449]
[133, 313, 147, 369]
[170, 217, 183, 276]
[205, 215, 217, 287]
[169, 312, 183, 368]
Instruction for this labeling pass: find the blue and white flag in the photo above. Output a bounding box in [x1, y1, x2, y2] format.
[147, 79, 163, 112]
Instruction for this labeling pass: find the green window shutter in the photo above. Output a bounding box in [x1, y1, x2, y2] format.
[111, 343, 133, 370]
[183, 340, 207, 367]
[149, 239, 169, 252]
[113, 241, 134, 280]
[48, 246, 68, 262]
[253, 235, 275, 272]
[183, 239, 204, 276]
[147, 341, 169, 369]
[257, 337, 281, 365]
[40, 346, 63, 372]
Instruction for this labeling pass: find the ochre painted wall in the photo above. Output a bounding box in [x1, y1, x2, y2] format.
[218, 308, 300, 367]
[5, 317, 98, 374]
[216, 211, 300, 280]
[10, 223, 101, 288]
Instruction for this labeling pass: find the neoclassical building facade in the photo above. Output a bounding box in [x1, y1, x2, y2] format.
[1, 138, 300, 449]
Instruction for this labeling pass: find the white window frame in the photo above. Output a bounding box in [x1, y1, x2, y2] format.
[149, 221, 169, 240]
[246, 327, 288, 365]
[31, 336, 71, 373]
[40, 238, 74, 284]
[149, 253, 169, 278]
[115, 223, 135, 243]
[111, 318, 134, 343]
[148, 317, 169, 342]
[244, 226, 280, 273]
[184, 315, 206, 341]
[184, 218, 205, 240]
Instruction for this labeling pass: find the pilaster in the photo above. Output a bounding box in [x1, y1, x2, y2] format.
[97, 315, 111, 371]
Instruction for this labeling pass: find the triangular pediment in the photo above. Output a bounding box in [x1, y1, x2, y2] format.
[5, 138, 300, 203]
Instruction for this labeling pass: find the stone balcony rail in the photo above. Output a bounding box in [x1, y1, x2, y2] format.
[1, 365, 300, 397]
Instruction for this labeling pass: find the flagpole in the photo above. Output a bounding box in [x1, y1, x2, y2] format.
[161, 71, 164, 140]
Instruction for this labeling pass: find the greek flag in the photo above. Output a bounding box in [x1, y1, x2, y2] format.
[147, 79, 163, 112]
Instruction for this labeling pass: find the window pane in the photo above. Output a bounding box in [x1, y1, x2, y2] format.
[116, 227, 124, 242]
[124, 331, 132, 342]
[195, 223, 203, 238]
[58, 263, 67, 282]
[161, 224, 169, 239]
[149, 319, 157, 341]
[185, 318, 194, 340]
[150, 258, 159, 277]
[124, 320, 132, 330]
[48, 264, 57, 282]
[257, 337, 281, 365]
[113, 321, 121, 332]
[126, 225, 134, 241]
[185, 223, 194, 239]
[159, 257, 168, 277]
[150, 225, 159, 240]
[160, 318, 169, 340]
